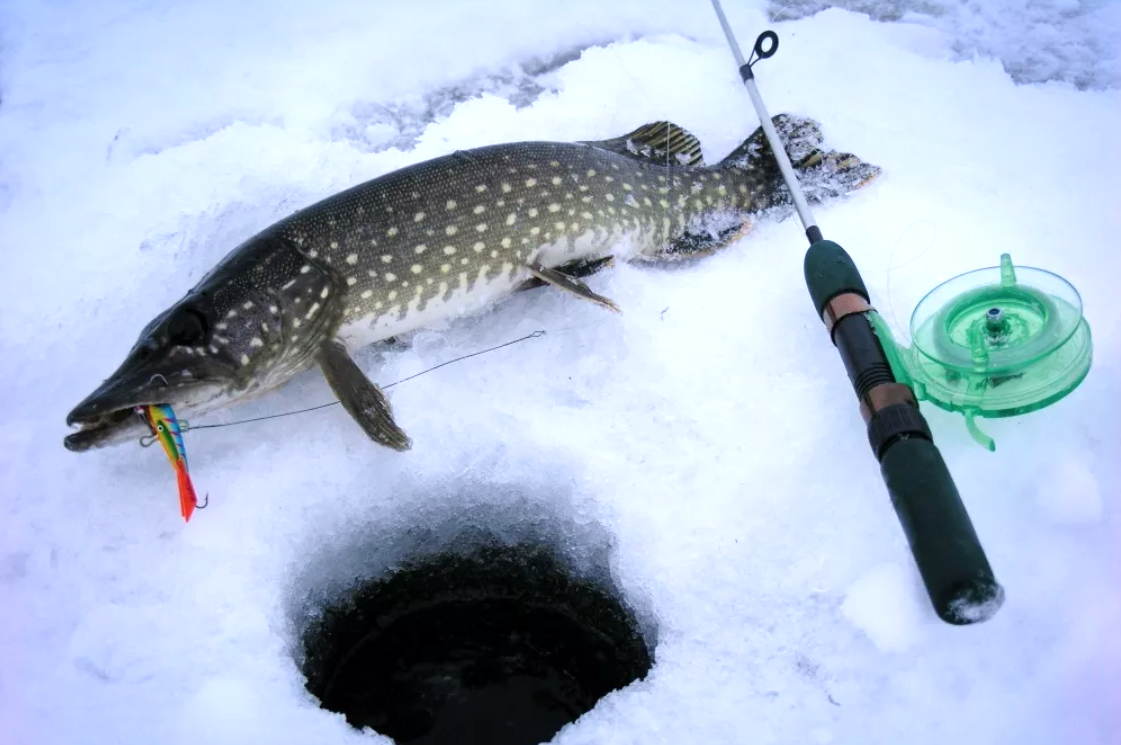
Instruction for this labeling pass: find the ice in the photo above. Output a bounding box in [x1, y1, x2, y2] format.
[1033, 456, 1104, 526]
[2, 1, 1120, 745]
[840, 563, 926, 653]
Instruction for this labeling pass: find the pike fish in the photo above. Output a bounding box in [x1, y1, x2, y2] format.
[65, 113, 879, 452]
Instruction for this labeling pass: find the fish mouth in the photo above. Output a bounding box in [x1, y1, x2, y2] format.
[64, 407, 150, 452]
[64, 367, 210, 452]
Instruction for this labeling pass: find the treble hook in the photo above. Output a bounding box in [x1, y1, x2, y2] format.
[195, 493, 209, 510]
[139, 433, 158, 448]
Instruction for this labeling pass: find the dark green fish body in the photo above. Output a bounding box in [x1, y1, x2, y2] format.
[65, 114, 879, 451]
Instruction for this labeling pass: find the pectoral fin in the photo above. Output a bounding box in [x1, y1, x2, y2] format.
[316, 340, 412, 451]
[527, 260, 621, 313]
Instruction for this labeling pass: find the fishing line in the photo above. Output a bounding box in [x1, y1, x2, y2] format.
[179, 327, 570, 434]
[180, 329, 548, 433]
[883, 219, 938, 342]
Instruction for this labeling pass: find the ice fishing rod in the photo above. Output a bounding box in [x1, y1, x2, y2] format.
[708, 0, 1009, 625]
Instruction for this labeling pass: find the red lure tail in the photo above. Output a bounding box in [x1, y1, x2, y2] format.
[175, 461, 198, 522]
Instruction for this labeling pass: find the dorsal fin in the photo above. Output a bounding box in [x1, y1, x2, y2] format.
[580, 121, 705, 167]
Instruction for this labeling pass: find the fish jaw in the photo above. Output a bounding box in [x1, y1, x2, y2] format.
[65, 386, 232, 452]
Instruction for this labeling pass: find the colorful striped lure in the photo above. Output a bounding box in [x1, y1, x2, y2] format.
[137, 404, 201, 521]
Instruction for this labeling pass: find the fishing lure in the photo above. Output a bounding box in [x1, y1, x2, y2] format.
[137, 404, 203, 521]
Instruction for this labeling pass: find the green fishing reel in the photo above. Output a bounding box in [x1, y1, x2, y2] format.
[871, 253, 1093, 451]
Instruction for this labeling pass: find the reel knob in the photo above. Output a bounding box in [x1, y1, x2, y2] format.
[905, 253, 1092, 450]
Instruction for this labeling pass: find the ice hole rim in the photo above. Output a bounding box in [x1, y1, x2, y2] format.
[284, 478, 659, 743]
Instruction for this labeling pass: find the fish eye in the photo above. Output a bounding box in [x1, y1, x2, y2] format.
[167, 308, 208, 346]
[157, 424, 165, 432]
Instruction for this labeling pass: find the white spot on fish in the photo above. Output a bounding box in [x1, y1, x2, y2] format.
[307, 302, 320, 319]
[506, 213, 516, 225]
[530, 226, 540, 235]
[476, 223, 488, 232]
[440, 264, 451, 274]
[443, 245, 456, 256]
[320, 286, 330, 298]
[384, 272, 397, 282]
[347, 276, 358, 286]
[293, 318, 302, 329]
[529, 208, 539, 217]
[330, 241, 338, 249]
[388, 227, 398, 237]
[605, 194, 615, 202]
[475, 185, 487, 193]
[446, 200, 457, 210]
[381, 255, 393, 263]
[587, 169, 596, 177]
[226, 309, 239, 319]
[551, 176, 561, 185]
[473, 241, 485, 253]
[445, 225, 458, 236]
[361, 290, 373, 299]
[473, 205, 486, 215]
[501, 237, 511, 248]
[300, 265, 311, 274]
[411, 264, 423, 274]
[548, 204, 560, 212]
[388, 290, 398, 300]
[250, 337, 264, 347]
[525, 178, 537, 187]
[240, 354, 250, 366]
[346, 254, 358, 265]
[501, 182, 512, 193]
[216, 322, 228, 331]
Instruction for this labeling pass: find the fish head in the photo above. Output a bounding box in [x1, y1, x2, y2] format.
[65, 237, 339, 451]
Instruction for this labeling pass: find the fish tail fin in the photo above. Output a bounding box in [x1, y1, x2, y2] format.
[717, 114, 881, 212]
[175, 463, 198, 522]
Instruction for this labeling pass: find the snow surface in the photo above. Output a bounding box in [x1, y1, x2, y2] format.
[1, 1, 1119, 744]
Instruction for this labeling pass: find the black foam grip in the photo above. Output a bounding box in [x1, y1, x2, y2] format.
[881, 437, 1005, 625]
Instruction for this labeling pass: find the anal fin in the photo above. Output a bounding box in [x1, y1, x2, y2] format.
[316, 340, 412, 451]
[657, 220, 754, 261]
[527, 260, 621, 313]
[515, 255, 615, 294]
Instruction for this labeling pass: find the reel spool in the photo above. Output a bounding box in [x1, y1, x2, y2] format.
[873, 253, 1093, 450]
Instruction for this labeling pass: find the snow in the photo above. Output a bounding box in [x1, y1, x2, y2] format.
[1, 1, 1119, 745]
